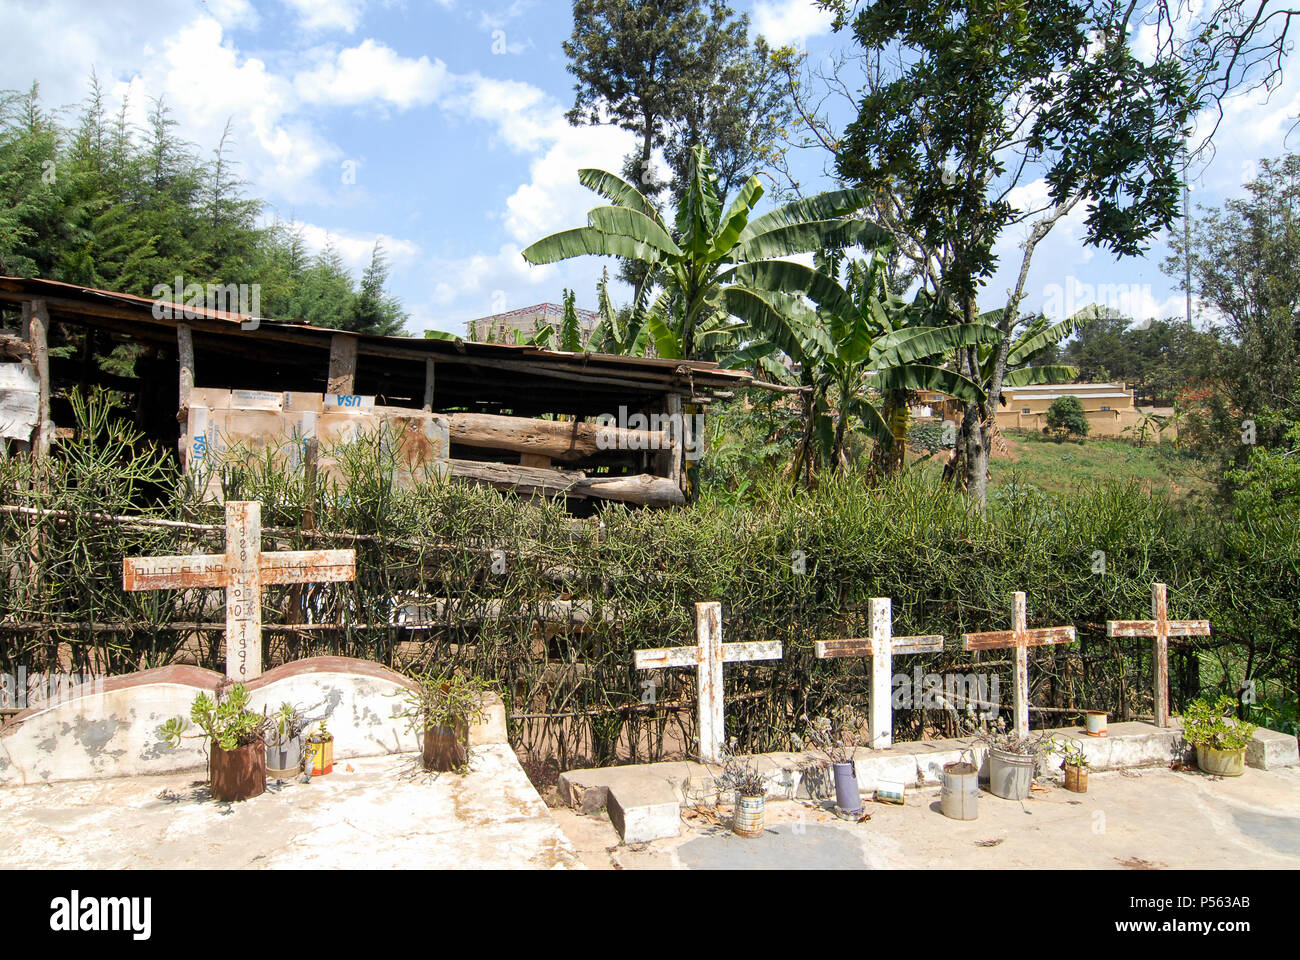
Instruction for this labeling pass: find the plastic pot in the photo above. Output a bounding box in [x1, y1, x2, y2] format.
[1063, 763, 1088, 793]
[209, 739, 266, 802]
[1085, 711, 1109, 737]
[1196, 745, 1246, 777]
[832, 761, 863, 815]
[423, 720, 469, 772]
[988, 747, 1036, 800]
[266, 735, 304, 779]
[733, 793, 765, 838]
[940, 761, 979, 820]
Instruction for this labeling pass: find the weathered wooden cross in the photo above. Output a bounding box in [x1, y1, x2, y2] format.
[1107, 582, 1210, 727]
[123, 501, 356, 681]
[815, 597, 943, 749]
[634, 602, 782, 764]
[961, 591, 1076, 738]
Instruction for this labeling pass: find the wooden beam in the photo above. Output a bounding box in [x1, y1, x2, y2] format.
[423, 357, 435, 412]
[447, 412, 666, 463]
[447, 459, 684, 507]
[177, 323, 195, 465]
[327, 334, 358, 395]
[27, 300, 51, 459]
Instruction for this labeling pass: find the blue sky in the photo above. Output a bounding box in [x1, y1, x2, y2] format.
[3, 0, 1298, 335]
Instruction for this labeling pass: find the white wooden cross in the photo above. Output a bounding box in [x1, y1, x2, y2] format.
[634, 601, 782, 764]
[961, 591, 1076, 738]
[123, 501, 356, 681]
[815, 597, 943, 749]
[1107, 582, 1210, 727]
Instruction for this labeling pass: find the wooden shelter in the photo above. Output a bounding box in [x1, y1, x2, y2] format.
[0, 277, 783, 508]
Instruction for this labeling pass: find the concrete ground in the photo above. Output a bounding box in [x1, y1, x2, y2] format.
[0, 744, 582, 869]
[551, 764, 1300, 870]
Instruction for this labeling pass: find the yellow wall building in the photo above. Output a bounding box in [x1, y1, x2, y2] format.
[913, 383, 1142, 437]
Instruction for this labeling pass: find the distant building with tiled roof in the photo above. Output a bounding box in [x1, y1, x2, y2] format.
[467, 303, 600, 345]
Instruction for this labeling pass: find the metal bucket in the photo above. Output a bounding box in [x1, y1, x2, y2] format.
[1196, 745, 1246, 777]
[1063, 764, 1088, 793]
[940, 761, 979, 820]
[989, 747, 1035, 800]
[733, 793, 766, 838]
[209, 740, 266, 802]
[266, 735, 303, 779]
[832, 761, 863, 815]
[307, 734, 334, 776]
[1085, 711, 1109, 737]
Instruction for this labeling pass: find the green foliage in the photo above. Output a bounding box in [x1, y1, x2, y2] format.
[1045, 396, 1090, 441]
[564, 0, 794, 203]
[402, 669, 490, 731]
[162, 684, 267, 752]
[1180, 695, 1257, 752]
[522, 144, 882, 360]
[0, 78, 406, 332]
[1048, 734, 1091, 769]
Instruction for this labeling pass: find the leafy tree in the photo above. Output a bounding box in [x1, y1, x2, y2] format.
[521, 143, 881, 361]
[564, 0, 792, 199]
[825, 0, 1197, 507]
[721, 248, 992, 481]
[345, 241, 408, 336]
[1045, 395, 1090, 441]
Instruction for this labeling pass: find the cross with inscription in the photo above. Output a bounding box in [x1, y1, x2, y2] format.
[1107, 582, 1210, 727]
[815, 597, 944, 749]
[123, 501, 355, 680]
[635, 602, 782, 764]
[961, 591, 1076, 738]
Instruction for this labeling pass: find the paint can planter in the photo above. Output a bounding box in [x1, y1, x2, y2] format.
[940, 761, 979, 820]
[1063, 764, 1089, 793]
[988, 747, 1036, 800]
[732, 793, 766, 838]
[209, 740, 266, 802]
[266, 735, 304, 779]
[1085, 711, 1109, 737]
[1196, 745, 1246, 777]
[875, 780, 906, 804]
[307, 732, 334, 776]
[832, 761, 863, 815]
[423, 721, 469, 772]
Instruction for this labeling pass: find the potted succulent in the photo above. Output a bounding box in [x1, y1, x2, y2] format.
[715, 751, 767, 839]
[1181, 695, 1257, 777]
[265, 702, 307, 779]
[976, 720, 1050, 801]
[307, 719, 334, 776]
[801, 707, 867, 816]
[161, 683, 268, 802]
[1049, 736, 1091, 793]
[402, 669, 489, 773]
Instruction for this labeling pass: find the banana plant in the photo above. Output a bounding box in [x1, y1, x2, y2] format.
[720, 247, 996, 480]
[521, 144, 885, 361]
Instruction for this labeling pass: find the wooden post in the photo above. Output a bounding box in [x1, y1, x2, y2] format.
[962, 591, 1076, 738]
[423, 358, 435, 412]
[123, 500, 355, 680]
[327, 334, 358, 396]
[634, 602, 782, 763]
[27, 300, 51, 459]
[815, 597, 944, 749]
[1107, 583, 1210, 727]
[177, 323, 195, 465]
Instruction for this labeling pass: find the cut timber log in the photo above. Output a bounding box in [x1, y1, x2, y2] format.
[0, 333, 31, 362]
[448, 458, 684, 507]
[447, 412, 666, 463]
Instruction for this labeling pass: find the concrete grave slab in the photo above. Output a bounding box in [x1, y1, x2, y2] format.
[0, 656, 507, 787]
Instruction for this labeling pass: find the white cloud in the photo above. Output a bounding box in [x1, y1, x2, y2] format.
[281, 0, 366, 34]
[752, 0, 835, 47]
[294, 222, 420, 270]
[295, 40, 450, 109]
